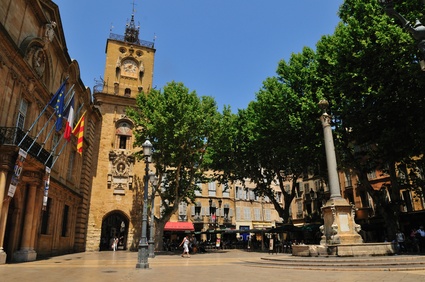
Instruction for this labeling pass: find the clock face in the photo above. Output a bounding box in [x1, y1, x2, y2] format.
[122, 60, 137, 74]
[117, 122, 131, 135]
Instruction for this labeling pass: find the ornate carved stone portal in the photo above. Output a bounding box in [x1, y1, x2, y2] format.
[108, 150, 135, 195]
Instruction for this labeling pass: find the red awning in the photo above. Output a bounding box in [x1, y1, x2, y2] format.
[164, 222, 195, 232]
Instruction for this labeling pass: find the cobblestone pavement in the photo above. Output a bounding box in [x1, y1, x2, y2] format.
[1, 249, 425, 282]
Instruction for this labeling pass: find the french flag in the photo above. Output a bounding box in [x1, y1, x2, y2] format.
[64, 95, 75, 142]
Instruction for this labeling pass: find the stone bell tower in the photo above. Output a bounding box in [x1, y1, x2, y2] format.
[102, 11, 155, 97]
[87, 5, 156, 252]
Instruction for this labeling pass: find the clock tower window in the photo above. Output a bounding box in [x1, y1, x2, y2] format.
[115, 121, 133, 150]
[124, 88, 131, 97]
[119, 136, 129, 149]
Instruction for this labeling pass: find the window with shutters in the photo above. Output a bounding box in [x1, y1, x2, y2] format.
[195, 182, 202, 196]
[222, 183, 230, 198]
[244, 207, 251, 220]
[178, 202, 188, 221]
[264, 209, 271, 221]
[16, 99, 28, 129]
[254, 208, 261, 221]
[208, 181, 216, 196]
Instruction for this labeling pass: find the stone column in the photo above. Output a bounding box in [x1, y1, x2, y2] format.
[0, 149, 16, 264]
[14, 184, 38, 262]
[0, 170, 8, 264]
[318, 100, 362, 246]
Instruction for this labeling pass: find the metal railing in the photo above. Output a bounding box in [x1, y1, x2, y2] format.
[108, 33, 154, 48]
[0, 127, 53, 167]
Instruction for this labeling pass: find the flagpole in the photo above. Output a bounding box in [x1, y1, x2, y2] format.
[44, 102, 84, 166]
[26, 85, 74, 153]
[49, 138, 68, 168]
[35, 111, 57, 154]
[18, 78, 68, 147]
[36, 89, 76, 156]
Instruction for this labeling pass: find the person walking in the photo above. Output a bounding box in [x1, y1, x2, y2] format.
[112, 236, 118, 251]
[179, 235, 190, 258]
[417, 226, 425, 252]
[395, 229, 405, 254]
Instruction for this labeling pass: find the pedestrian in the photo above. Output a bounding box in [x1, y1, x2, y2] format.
[417, 226, 425, 252]
[409, 228, 419, 253]
[179, 235, 190, 258]
[395, 229, 405, 254]
[112, 236, 118, 251]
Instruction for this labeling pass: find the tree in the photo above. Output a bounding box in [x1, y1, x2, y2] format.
[127, 81, 223, 251]
[224, 47, 326, 223]
[316, 0, 425, 240]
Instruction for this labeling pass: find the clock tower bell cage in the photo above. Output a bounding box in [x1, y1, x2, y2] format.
[100, 9, 155, 98]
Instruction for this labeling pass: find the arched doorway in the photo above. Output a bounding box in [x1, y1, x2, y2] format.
[100, 211, 129, 251]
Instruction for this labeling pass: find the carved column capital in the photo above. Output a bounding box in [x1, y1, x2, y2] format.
[21, 170, 43, 186]
[0, 148, 18, 172]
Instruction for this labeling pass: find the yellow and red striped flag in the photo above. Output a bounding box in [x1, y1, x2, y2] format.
[72, 111, 86, 154]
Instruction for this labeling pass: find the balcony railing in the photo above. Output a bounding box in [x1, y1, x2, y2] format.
[0, 127, 53, 167]
[109, 33, 154, 48]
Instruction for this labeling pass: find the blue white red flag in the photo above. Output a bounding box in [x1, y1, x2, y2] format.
[63, 95, 75, 141]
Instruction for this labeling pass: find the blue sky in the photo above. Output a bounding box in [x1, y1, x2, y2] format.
[55, 0, 343, 112]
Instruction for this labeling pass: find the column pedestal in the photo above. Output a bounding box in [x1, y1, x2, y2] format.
[320, 197, 363, 245]
[13, 184, 38, 262]
[0, 249, 6, 264]
[13, 248, 37, 262]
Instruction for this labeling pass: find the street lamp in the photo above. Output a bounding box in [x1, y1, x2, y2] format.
[148, 172, 158, 258]
[136, 139, 152, 269]
[379, 0, 425, 71]
[223, 205, 229, 222]
[218, 199, 222, 225]
[209, 198, 217, 226]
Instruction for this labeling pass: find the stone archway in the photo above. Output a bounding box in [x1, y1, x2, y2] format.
[100, 211, 129, 251]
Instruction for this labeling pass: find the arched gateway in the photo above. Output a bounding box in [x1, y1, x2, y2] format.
[100, 211, 129, 251]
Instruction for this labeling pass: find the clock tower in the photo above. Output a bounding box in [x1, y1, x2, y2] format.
[88, 7, 156, 252]
[101, 12, 155, 97]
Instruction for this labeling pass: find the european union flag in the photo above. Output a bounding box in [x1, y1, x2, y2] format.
[49, 79, 67, 131]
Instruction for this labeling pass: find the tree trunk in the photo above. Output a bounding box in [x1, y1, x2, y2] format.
[155, 219, 166, 252]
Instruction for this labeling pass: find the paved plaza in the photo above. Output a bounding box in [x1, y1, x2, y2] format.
[1, 249, 425, 282]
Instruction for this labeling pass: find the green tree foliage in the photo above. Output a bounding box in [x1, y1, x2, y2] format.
[127, 81, 223, 250]
[225, 47, 326, 223]
[316, 0, 425, 239]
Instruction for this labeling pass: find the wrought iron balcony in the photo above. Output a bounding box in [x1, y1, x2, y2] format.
[0, 127, 53, 167]
[109, 33, 154, 48]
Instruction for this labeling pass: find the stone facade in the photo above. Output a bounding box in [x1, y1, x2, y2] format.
[86, 12, 156, 252]
[0, 0, 99, 263]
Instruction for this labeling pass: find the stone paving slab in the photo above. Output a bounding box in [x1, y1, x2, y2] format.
[1, 250, 425, 282]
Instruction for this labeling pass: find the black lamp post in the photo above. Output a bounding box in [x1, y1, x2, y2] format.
[309, 188, 316, 211]
[224, 205, 229, 222]
[209, 198, 217, 226]
[148, 172, 158, 258]
[218, 199, 222, 225]
[379, 0, 425, 70]
[136, 139, 152, 269]
[209, 198, 213, 217]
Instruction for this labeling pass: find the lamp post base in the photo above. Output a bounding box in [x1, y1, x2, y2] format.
[136, 245, 150, 269]
[135, 262, 149, 269]
[148, 240, 155, 258]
